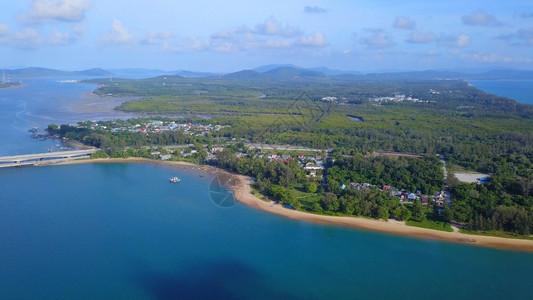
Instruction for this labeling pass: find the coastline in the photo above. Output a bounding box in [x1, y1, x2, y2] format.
[55, 157, 533, 252]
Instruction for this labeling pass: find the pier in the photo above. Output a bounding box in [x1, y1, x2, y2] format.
[0, 149, 98, 168]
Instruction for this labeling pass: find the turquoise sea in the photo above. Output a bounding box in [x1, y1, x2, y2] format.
[1, 78, 533, 299]
[470, 80, 533, 105]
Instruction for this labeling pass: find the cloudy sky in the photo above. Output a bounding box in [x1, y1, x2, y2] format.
[1, 0, 532, 72]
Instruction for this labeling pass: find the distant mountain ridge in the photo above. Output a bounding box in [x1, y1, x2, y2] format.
[3, 66, 532, 81]
[253, 64, 360, 76]
[221, 66, 327, 81]
[3, 67, 112, 77]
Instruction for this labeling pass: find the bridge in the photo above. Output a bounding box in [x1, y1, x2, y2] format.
[0, 149, 99, 168]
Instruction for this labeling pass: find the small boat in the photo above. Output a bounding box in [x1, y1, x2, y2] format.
[170, 176, 180, 183]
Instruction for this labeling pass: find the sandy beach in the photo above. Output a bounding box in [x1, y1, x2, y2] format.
[55, 158, 533, 252]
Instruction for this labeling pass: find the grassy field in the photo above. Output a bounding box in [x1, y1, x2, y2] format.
[459, 229, 533, 240]
[406, 219, 454, 232]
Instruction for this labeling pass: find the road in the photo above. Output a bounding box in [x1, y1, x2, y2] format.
[440, 155, 452, 207]
[247, 143, 326, 152]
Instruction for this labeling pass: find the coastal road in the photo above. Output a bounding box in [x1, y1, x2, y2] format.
[247, 143, 326, 152]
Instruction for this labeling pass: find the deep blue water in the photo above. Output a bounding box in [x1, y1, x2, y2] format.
[1, 79, 533, 299]
[470, 80, 533, 105]
[1, 163, 533, 299]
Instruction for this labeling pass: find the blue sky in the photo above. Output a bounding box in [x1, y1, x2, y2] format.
[0, 0, 532, 72]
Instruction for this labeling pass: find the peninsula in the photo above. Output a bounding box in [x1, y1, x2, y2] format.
[39, 66, 533, 245]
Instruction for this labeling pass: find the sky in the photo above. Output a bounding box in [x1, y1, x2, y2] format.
[0, 0, 532, 72]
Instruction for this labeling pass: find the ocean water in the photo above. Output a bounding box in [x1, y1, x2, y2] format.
[470, 80, 533, 105]
[1, 163, 533, 299]
[1, 79, 533, 299]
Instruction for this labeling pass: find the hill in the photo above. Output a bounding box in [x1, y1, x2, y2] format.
[5, 67, 112, 78]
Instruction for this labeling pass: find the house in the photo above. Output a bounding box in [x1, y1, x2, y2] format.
[304, 162, 325, 171]
[268, 154, 278, 161]
[407, 193, 416, 201]
[211, 147, 224, 153]
[160, 154, 172, 160]
[305, 162, 324, 177]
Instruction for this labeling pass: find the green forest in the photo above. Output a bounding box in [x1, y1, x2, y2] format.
[48, 71, 533, 236]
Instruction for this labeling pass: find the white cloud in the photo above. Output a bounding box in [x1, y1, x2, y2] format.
[456, 34, 471, 47]
[98, 19, 136, 47]
[161, 37, 210, 53]
[146, 18, 324, 54]
[461, 10, 502, 26]
[438, 33, 471, 47]
[393, 17, 416, 30]
[198, 19, 324, 53]
[303, 6, 327, 14]
[263, 39, 293, 49]
[142, 30, 176, 45]
[254, 19, 302, 38]
[211, 28, 238, 40]
[407, 32, 436, 44]
[211, 42, 239, 53]
[20, 0, 91, 23]
[0, 24, 10, 36]
[359, 29, 394, 48]
[13, 28, 43, 48]
[298, 32, 326, 47]
[181, 38, 210, 52]
[498, 28, 533, 47]
[49, 29, 72, 45]
[0, 24, 9, 45]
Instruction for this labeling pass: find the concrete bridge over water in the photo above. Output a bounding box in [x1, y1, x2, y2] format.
[0, 149, 98, 168]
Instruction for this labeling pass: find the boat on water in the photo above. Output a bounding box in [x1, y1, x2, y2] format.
[170, 177, 181, 183]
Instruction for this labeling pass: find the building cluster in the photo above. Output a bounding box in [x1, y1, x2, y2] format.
[255, 153, 326, 177]
[80, 120, 230, 137]
[342, 182, 446, 207]
[370, 94, 423, 103]
[321, 96, 338, 102]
